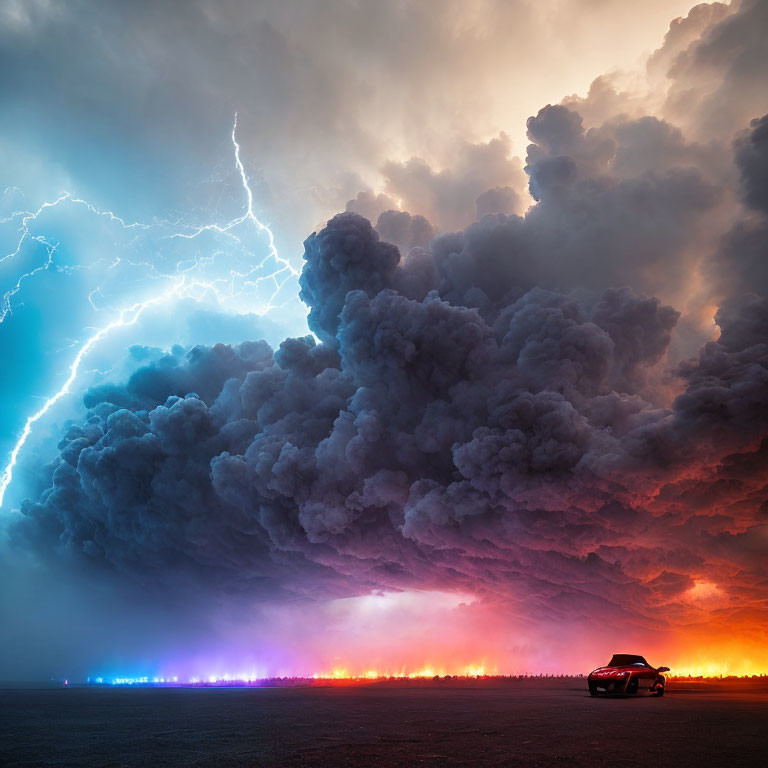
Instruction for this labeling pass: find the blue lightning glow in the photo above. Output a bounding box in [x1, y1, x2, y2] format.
[0, 115, 300, 508]
[0, 192, 149, 323]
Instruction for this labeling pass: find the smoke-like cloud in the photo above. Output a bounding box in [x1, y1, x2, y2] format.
[4, 0, 768, 678]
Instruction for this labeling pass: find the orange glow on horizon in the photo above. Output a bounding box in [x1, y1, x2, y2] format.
[310, 663, 496, 680]
[249, 590, 768, 687]
[301, 650, 768, 682]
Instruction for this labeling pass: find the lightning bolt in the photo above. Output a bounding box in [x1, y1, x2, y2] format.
[0, 285, 185, 506]
[0, 114, 296, 508]
[1, 192, 149, 324]
[165, 114, 298, 310]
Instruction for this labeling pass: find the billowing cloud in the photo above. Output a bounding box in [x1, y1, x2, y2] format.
[0, 0, 709, 498]
[15, 105, 768, 667]
[380, 133, 527, 230]
[3, 0, 768, 679]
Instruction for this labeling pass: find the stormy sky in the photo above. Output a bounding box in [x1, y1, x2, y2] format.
[1, 0, 768, 681]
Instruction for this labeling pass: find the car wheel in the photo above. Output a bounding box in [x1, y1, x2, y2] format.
[653, 686, 664, 697]
[589, 684, 598, 696]
[626, 677, 638, 695]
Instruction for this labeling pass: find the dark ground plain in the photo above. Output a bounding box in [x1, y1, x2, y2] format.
[2, 678, 767, 767]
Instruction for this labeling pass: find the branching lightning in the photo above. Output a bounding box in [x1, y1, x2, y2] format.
[0, 115, 297, 507]
[0, 286, 186, 506]
[165, 114, 298, 310]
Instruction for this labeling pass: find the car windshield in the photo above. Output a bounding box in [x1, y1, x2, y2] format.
[608, 654, 648, 667]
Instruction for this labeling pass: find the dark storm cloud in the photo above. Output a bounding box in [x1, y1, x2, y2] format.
[703, 114, 768, 333]
[422, 103, 721, 310]
[15, 73, 768, 632]
[7, 0, 768, 661]
[658, 0, 768, 143]
[734, 114, 768, 214]
[298, 214, 401, 344]
[373, 210, 435, 256]
[569, 1, 768, 151]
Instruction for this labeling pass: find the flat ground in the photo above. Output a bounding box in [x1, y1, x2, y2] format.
[2, 678, 766, 767]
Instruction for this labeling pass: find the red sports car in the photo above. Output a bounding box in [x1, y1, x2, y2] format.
[588, 654, 669, 696]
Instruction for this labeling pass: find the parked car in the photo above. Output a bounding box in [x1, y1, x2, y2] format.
[588, 654, 669, 696]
